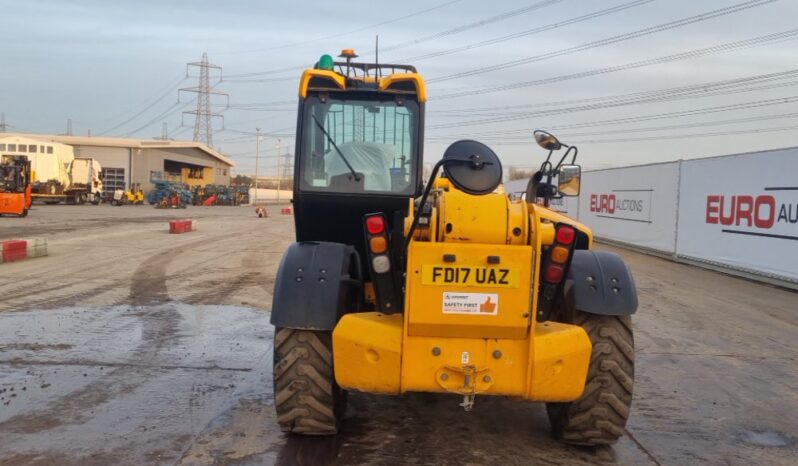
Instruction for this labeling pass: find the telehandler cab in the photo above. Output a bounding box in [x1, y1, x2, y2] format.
[271, 50, 638, 445]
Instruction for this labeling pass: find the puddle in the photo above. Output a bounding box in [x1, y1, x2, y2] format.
[736, 428, 789, 447]
[0, 303, 274, 465]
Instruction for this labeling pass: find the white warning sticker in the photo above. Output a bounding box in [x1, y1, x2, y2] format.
[442, 292, 499, 315]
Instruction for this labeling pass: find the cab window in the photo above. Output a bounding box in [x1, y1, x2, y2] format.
[299, 95, 418, 195]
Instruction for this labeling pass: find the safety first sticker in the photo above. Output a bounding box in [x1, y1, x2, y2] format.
[442, 292, 498, 315]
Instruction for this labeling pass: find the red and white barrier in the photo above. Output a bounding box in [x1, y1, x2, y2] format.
[169, 219, 194, 234]
[0, 238, 47, 264]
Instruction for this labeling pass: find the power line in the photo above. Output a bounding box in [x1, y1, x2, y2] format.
[428, 0, 779, 83]
[168, 124, 192, 139]
[222, 76, 297, 84]
[401, 0, 653, 62]
[222, 0, 563, 79]
[220, 0, 463, 61]
[569, 123, 798, 144]
[556, 111, 798, 137]
[429, 68, 798, 115]
[427, 111, 798, 142]
[450, 124, 798, 146]
[379, 0, 564, 54]
[428, 69, 798, 129]
[434, 28, 798, 99]
[97, 74, 186, 136]
[539, 96, 798, 130]
[216, 103, 294, 112]
[428, 95, 798, 142]
[123, 98, 195, 138]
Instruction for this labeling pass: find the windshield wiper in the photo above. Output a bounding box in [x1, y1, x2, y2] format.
[311, 115, 361, 182]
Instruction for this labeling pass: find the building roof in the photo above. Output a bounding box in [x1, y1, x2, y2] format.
[1, 132, 235, 167]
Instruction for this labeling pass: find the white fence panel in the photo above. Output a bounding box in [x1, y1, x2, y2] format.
[677, 148, 798, 283]
[579, 162, 680, 253]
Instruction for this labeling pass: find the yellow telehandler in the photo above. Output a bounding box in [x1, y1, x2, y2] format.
[271, 50, 637, 445]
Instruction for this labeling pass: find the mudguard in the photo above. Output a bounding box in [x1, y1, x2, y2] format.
[270, 241, 359, 330]
[567, 250, 638, 315]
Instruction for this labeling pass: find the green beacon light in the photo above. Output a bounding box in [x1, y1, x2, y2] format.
[318, 54, 334, 71]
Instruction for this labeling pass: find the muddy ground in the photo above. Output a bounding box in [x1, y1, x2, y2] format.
[0, 205, 796, 465]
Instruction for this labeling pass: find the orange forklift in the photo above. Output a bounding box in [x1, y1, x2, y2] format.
[0, 155, 32, 217]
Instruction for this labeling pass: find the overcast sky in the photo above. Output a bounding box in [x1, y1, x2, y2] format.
[2, 0, 797, 175]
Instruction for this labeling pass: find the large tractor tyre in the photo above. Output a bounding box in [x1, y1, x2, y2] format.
[546, 311, 634, 446]
[273, 328, 346, 435]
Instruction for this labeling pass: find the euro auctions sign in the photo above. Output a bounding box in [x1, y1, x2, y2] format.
[678, 148, 798, 282]
[589, 191, 651, 223]
[579, 162, 680, 253]
[705, 192, 798, 239]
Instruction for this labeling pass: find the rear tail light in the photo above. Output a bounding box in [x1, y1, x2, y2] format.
[542, 224, 577, 285]
[550, 246, 569, 264]
[366, 215, 385, 235]
[544, 264, 564, 283]
[556, 225, 575, 245]
[364, 214, 390, 274]
[372, 255, 391, 274]
[369, 236, 387, 254]
[540, 224, 579, 319]
[363, 212, 399, 312]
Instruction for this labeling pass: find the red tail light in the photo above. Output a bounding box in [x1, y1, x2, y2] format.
[544, 264, 564, 283]
[366, 215, 385, 235]
[556, 225, 575, 245]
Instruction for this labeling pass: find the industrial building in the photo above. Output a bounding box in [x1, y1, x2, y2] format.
[0, 133, 234, 197]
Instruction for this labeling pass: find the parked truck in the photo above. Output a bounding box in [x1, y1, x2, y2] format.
[0, 136, 104, 204]
[32, 157, 104, 205]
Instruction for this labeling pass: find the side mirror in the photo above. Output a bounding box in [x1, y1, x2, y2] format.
[558, 164, 581, 196]
[442, 140, 503, 195]
[534, 130, 562, 151]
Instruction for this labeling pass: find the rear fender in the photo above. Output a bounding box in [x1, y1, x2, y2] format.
[270, 241, 360, 330]
[567, 250, 638, 315]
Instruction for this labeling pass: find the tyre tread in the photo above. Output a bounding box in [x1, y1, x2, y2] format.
[547, 313, 634, 446]
[273, 328, 343, 435]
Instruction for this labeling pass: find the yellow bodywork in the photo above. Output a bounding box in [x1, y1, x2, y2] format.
[406, 241, 532, 339]
[333, 312, 590, 401]
[299, 68, 427, 103]
[332, 181, 595, 403]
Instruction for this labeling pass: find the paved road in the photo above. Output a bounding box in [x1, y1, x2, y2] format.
[0, 206, 795, 465]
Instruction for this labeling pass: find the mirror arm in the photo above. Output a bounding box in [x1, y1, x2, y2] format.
[569, 146, 578, 165]
[543, 149, 554, 166]
[553, 146, 578, 172]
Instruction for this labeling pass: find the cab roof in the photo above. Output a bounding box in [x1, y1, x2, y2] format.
[299, 61, 426, 102]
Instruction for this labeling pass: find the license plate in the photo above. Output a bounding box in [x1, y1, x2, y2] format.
[421, 265, 520, 288]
